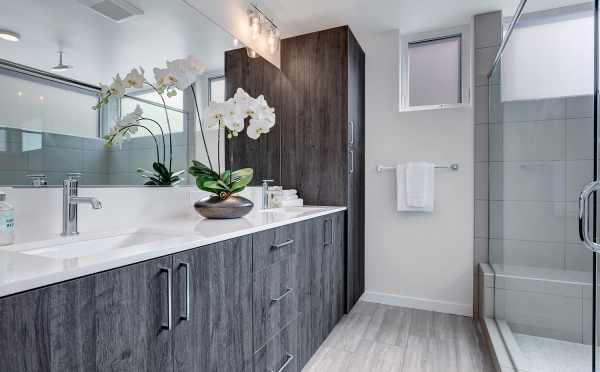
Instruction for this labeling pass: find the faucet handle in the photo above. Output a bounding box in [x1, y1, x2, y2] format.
[262, 179, 275, 186]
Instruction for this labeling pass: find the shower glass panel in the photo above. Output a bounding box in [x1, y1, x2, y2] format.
[488, 1, 597, 371]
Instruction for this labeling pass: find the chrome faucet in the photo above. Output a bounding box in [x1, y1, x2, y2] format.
[261, 179, 274, 209]
[62, 174, 102, 236]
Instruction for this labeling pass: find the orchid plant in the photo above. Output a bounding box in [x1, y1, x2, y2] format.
[94, 55, 276, 195]
[188, 88, 276, 199]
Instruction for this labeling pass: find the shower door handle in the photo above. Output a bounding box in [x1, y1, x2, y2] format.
[578, 180, 600, 253]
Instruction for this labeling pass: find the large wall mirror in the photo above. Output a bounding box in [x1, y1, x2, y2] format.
[0, 0, 236, 187]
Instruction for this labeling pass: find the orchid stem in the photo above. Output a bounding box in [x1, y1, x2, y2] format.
[144, 81, 173, 173]
[190, 85, 214, 172]
[139, 117, 166, 165]
[108, 124, 160, 164]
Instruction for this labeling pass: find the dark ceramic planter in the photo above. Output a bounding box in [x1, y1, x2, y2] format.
[193, 195, 254, 219]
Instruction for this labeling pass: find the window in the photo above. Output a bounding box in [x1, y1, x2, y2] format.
[209, 76, 225, 103]
[401, 26, 470, 111]
[501, 6, 593, 101]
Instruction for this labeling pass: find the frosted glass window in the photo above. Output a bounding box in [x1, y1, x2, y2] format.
[501, 10, 593, 101]
[209, 77, 225, 103]
[408, 36, 461, 107]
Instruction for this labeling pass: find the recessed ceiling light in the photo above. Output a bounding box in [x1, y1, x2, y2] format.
[0, 29, 20, 42]
[51, 51, 73, 72]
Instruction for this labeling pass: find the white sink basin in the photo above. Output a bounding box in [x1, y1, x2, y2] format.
[21, 230, 181, 259]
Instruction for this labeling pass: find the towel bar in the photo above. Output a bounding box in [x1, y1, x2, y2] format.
[376, 163, 459, 173]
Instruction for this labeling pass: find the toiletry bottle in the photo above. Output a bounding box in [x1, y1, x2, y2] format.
[0, 192, 15, 245]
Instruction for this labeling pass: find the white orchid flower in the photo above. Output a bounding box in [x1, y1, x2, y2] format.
[233, 88, 255, 116]
[109, 74, 126, 98]
[124, 67, 145, 89]
[105, 105, 144, 146]
[222, 102, 245, 133]
[247, 118, 272, 139]
[164, 55, 207, 91]
[203, 101, 229, 129]
[153, 67, 177, 92]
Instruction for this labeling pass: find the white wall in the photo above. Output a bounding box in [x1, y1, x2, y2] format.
[362, 30, 475, 316]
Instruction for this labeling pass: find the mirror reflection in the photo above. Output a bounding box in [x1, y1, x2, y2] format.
[0, 0, 233, 186]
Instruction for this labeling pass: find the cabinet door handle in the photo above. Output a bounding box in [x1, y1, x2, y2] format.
[271, 239, 294, 250]
[271, 287, 294, 304]
[349, 150, 354, 174]
[323, 219, 333, 246]
[269, 353, 295, 372]
[160, 267, 173, 331]
[178, 262, 191, 321]
[349, 121, 354, 145]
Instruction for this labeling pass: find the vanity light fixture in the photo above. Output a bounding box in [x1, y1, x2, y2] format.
[247, 4, 280, 55]
[246, 47, 258, 59]
[0, 29, 20, 42]
[51, 51, 74, 72]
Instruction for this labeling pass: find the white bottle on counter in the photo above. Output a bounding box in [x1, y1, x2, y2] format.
[0, 192, 15, 245]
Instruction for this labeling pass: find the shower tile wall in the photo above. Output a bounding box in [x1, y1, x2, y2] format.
[0, 127, 188, 186]
[473, 10, 502, 318]
[488, 95, 594, 272]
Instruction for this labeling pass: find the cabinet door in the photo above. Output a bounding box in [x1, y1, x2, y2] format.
[322, 215, 344, 335]
[294, 220, 312, 370]
[310, 216, 328, 350]
[94, 255, 174, 372]
[0, 256, 173, 372]
[172, 237, 254, 372]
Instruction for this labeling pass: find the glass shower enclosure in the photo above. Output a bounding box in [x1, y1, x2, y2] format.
[488, 0, 598, 371]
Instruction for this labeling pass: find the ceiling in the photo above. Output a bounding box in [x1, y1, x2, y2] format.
[261, 0, 592, 42]
[0, 0, 236, 86]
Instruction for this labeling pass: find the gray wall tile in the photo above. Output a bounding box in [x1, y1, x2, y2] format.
[566, 95, 594, 119]
[475, 162, 489, 200]
[474, 11, 502, 48]
[489, 201, 565, 242]
[489, 161, 565, 202]
[566, 117, 594, 160]
[474, 124, 489, 162]
[489, 239, 565, 269]
[475, 199, 489, 238]
[502, 98, 566, 123]
[474, 46, 499, 86]
[489, 120, 565, 162]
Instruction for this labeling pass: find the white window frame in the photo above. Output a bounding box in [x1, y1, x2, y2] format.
[400, 25, 471, 112]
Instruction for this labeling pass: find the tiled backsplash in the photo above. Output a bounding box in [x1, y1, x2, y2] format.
[0, 127, 189, 186]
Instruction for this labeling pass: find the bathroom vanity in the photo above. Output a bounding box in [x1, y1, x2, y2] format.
[0, 207, 345, 372]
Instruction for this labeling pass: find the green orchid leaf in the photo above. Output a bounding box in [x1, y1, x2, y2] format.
[153, 162, 170, 178]
[229, 168, 253, 191]
[230, 185, 246, 194]
[221, 170, 232, 184]
[201, 180, 229, 193]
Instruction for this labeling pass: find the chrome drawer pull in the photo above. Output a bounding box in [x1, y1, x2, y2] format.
[271, 288, 294, 304]
[159, 267, 172, 331]
[179, 262, 191, 321]
[269, 353, 295, 372]
[270, 239, 294, 250]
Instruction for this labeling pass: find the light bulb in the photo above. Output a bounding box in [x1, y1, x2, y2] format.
[250, 14, 261, 40]
[246, 47, 257, 59]
[233, 38, 239, 47]
[267, 28, 278, 55]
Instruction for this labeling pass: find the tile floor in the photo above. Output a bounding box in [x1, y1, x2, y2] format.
[303, 301, 495, 372]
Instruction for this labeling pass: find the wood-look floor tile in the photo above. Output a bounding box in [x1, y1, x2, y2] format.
[303, 302, 495, 372]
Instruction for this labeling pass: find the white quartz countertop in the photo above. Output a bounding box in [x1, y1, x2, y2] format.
[0, 206, 346, 298]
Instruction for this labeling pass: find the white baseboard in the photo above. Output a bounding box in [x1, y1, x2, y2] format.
[360, 291, 473, 317]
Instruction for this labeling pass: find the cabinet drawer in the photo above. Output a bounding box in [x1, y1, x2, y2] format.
[253, 256, 298, 349]
[253, 224, 296, 273]
[254, 320, 298, 372]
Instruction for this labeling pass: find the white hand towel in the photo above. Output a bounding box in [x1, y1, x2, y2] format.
[396, 162, 434, 212]
[406, 162, 434, 208]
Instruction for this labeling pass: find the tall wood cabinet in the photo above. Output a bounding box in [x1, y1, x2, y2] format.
[225, 25, 365, 313]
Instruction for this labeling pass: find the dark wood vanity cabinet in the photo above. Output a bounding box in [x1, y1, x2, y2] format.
[0, 255, 174, 372]
[0, 212, 346, 372]
[225, 26, 365, 313]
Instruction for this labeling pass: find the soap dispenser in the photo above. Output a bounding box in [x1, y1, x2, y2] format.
[0, 191, 15, 245]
